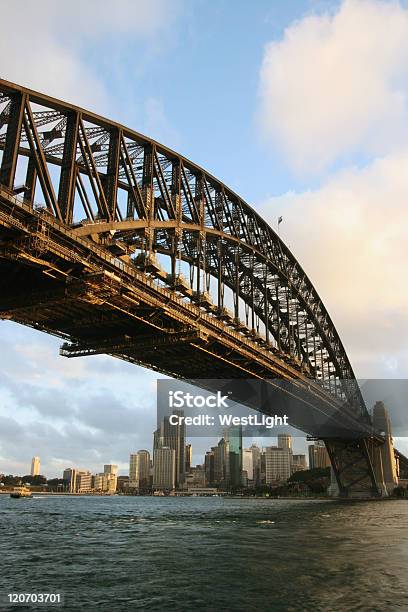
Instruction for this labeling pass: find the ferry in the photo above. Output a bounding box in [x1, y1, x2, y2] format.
[10, 487, 33, 499]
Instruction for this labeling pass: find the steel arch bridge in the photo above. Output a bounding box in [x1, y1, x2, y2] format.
[0, 79, 405, 497]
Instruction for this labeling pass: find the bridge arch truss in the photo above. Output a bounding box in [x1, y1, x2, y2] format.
[0, 79, 365, 418]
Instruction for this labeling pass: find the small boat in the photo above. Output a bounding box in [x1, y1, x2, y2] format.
[10, 487, 33, 499]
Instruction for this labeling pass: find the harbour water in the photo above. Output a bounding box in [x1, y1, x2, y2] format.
[0, 496, 407, 611]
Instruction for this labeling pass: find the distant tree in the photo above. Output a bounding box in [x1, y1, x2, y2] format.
[47, 478, 65, 491]
[393, 486, 407, 498]
[21, 475, 47, 486]
[1, 474, 22, 486]
[288, 467, 330, 483]
[285, 467, 331, 495]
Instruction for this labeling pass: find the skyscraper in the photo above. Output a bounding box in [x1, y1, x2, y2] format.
[242, 449, 254, 483]
[205, 449, 215, 486]
[213, 438, 228, 486]
[153, 447, 176, 491]
[154, 411, 185, 488]
[250, 443, 262, 485]
[277, 435, 292, 451]
[185, 443, 192, 474]
[30, 456, 40, 476]
[265, 446, 291, 484]
[129, 450, 151, 490]
[225, 426, 242, 488]
[211, 427, 242, 488]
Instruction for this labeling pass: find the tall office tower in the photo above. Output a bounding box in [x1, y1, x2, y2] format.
[129, 454, 137, 487]
[63, 468, 78, 493]
[205, 449, 215, 486]
[242, 449, 254, 484]
[153, 447, 176, 491]
[250, 443, 262, 484]
[30, 456, 40, 476]
[308, 440, 331, 469]
[129, 451, 151, 490]
[225, 425, 242, 488]
[185, 443, 192, 474]
[213, 438, 228, 486]
[154, 411, 186, 488]
[265, 446, 292, 484]
[292, 454, 307, 473]
[277, 435, 292, 451]
[372, 401, 398, 492]
[260, 450, 266, 484]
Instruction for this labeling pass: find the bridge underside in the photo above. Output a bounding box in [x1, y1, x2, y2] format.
[0, 190, 370, 430]
[0, 190, 387, 497]
[1, 79, 403, 498]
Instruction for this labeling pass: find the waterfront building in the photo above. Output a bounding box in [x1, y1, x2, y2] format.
[63, 468, 77, 493]
[153, 446, 176, 491]
[185, 465, 206, 489]
[76, 470, 92, 493]
[93, 472, 116, 493]
[106, 473, 117, 493]
[308, 441, 331, 469]
[30, 456, 40, 477]
[265, 446, 291, 484]
[94, 473, 106, 491]
[117, 476, 130, 492]
[129, 450, 150, 490]
[185, 443, 192, 474]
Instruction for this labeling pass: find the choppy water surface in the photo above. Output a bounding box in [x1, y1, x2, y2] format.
[0, 496, 407, 611]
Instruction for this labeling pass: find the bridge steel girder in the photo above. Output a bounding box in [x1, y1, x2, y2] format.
[0, 79, 361, 411]
[324, 438, 381, 498]
[1, 78, 403, 497]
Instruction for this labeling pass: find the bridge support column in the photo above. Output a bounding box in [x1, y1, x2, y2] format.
[324, 438, 383, 498]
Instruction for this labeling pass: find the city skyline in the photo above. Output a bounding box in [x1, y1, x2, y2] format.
[1, 401, 402, 496]
[1, 391, 405, 478]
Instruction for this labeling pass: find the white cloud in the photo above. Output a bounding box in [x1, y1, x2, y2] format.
[0, 0, 179, 112]
[259, 0, 408, 174]
[260, 153, 408, 377]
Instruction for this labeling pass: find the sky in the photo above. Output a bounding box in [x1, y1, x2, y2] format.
[0, 0, 408, 476]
